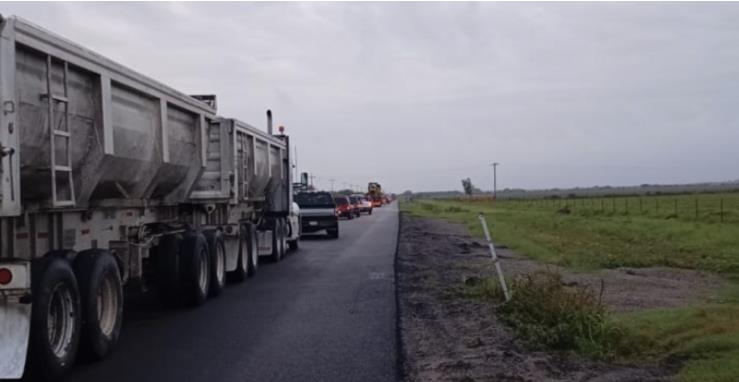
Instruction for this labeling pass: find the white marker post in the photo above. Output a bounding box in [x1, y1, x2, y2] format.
[478, 213, 511, 302]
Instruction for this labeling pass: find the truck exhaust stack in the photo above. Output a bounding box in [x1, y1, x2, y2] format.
[267, 109, 273, 135]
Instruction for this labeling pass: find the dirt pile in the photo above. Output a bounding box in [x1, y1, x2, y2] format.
[395, 215, 714, 382]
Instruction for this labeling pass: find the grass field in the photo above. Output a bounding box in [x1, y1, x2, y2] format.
[401, 195, 739, 381]
[494, 192, 739, 224]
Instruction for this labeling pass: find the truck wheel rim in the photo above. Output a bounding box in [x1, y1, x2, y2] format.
[198, 249, 208, 293]
[241, 242, 248, 273]
[251, 236, 258, 271]
[47, 283, 76, 358]
[216, 244, 225, 285]
[97, 272, 119, 337]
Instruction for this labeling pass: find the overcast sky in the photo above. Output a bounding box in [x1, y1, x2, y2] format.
[5, 2, 739, 192]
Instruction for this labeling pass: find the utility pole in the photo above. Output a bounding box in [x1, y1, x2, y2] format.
[491, 162, 499, 201]
[329, 178, 335, 192]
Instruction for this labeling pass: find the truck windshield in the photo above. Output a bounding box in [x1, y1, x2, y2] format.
[295, 193, 335, 207]
[334, 197, 349, 205]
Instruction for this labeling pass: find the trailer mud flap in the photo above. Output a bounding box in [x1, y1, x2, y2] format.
[257, 230, 273, 256]
[0, 301, 31, 379]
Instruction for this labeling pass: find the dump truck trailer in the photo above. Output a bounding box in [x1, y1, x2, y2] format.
[0, 16, 294, 380]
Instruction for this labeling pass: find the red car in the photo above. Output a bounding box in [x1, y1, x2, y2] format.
[333, 195, 355, 219]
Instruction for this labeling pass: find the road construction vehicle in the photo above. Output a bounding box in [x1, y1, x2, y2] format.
[367, 182, 384, 207]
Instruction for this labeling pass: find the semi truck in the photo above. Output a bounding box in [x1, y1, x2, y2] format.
[0, 15, 298, 380]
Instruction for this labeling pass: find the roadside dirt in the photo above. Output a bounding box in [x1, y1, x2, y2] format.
[396, 214, 725, 382]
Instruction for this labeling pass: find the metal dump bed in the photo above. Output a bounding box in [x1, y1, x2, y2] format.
[0, 16, 217, 216]
[192, 117, 290, 214]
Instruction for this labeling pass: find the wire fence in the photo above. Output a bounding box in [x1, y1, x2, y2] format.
[459, 193, 739, 224]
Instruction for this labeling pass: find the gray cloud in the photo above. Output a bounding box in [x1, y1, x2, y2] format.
[4, 2, 739, 192]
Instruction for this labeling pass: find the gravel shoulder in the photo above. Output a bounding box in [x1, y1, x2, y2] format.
[396, 214, 725, 382]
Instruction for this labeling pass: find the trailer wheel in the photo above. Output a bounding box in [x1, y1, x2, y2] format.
[269, 220, 283, 263]
[73, 250, 123, 360]
[228, 225, 248, 283]
[204, 230, 226, 297]
[180, 231, 210, 306]
[28, 256, 81, 381]
[327, 225, 339, 239]
[279, 219, 288, 258]
[246, 223, 258, 277]
[153, 234, 183, 307]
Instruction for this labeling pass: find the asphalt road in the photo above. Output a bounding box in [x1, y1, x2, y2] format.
[65, 203, 399, 382]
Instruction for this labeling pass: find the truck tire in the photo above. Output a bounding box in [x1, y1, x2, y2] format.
[285, 218, 293, 238]
[269, 220, 283, 263]
[279, 219, 288, 258]
[246, 223, 258, 277]
[327, 226, 339, 239]
[73, 250, 123, 361]
[204, 230, 226, 297]
[153, 234, 182, 307]
[180, 231, 210, 307]
[369, 208, 373, 215]
[228, 225, 249, 283]
[28, 256, 81, 381]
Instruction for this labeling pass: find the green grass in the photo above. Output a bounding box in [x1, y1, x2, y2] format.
[616, 304, 739, 382]
[495, 192, 739, 224]
[401, 196, 739, 381]
[402, 197, 739, 273]
[500, 271, 622, 360]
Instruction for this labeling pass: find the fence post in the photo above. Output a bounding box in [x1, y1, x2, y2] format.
[695, 197, 698, 220]
[478, 213, 511, 302]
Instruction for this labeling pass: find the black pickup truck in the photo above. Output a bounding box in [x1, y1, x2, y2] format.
[295, 192, 339, 238]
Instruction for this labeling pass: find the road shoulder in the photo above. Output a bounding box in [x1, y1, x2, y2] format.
[396, 214, 675, 382]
